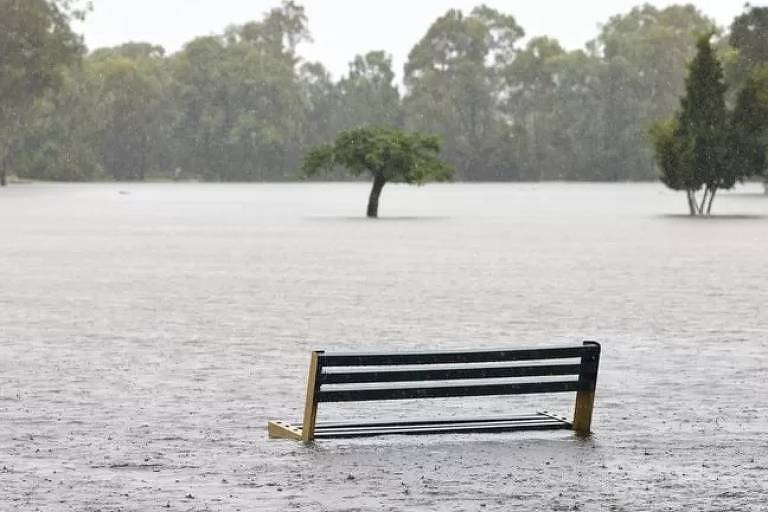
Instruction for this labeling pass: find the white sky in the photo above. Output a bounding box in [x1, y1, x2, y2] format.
[77, 0, 755, 80]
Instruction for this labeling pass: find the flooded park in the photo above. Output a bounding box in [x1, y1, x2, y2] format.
[2, 182, 767, 510]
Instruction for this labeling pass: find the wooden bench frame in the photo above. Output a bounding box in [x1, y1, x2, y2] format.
[268, 341, 600, 441]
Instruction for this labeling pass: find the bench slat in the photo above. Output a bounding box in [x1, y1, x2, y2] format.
[316, 380, 580, 402]
[298, 414, 556, 429]
[320, 363, 582, 384]
[319, 346, 596, 366]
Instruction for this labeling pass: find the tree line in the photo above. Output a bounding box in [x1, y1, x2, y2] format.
[3, 1, 768, 185]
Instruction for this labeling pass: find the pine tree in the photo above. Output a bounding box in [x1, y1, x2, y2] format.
[651, 34, 729, 215]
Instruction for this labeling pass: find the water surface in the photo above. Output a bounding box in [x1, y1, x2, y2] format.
[2, 182, 767, 510]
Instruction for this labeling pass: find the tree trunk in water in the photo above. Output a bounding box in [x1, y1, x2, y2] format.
[698, 187, 710, 215]
[139, 135, 148, 181]
[686, 189, 697, 215]
[706, 187, 717, 215]
[0, 169, 6, 187]
[367, 174, 386, 218]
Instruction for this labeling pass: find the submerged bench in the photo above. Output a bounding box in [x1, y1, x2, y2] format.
[268, 341, 600, 441]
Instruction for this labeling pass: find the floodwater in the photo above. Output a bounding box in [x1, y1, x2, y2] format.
[1, 182, 767, 511]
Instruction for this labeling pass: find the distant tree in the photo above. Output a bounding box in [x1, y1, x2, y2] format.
[0, 0, 85, 185]
[15, 66, 103, 181]
[728, 5, 768, 88]
[337, 51, 401, 129]
[589, 4, 715, 181]
[403, 6, 524, 180]
[89, 46, 171, 181]
[171, 1, 309, 181]
[299, 61, 343, 149]
[650, 34, 765, 215]
[301, 127, 453, 217]
[723, 67, 768, 188]
[504, 37, 603, 180]
[727, 4, 768, 193]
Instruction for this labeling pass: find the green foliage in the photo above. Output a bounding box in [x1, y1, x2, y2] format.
[169, 2, 310, 181]
[298, 61, 344, 151]
[0, 0, 85, 104]
[650, 34, 725, 204]
[302, 126, 453, 217]
[650, 118, 689, 191]
[728, 5, 768, 88]
[505, 39, 604, 179]
[302, 126, 453, 184]
[678, 34, 728, 188]
[723, 67, 768, 185]
[403, 6, 524, 180]
[90, 49, 172, 180]
[337, 51, 401, 129]
[15, 67, 103, 181]
[650, 34, 768, 215]
[495, 4, 714, 181]
[0, 0, 85, 182]
[5, 1, 767, 189]
[588, 4, 716, 180]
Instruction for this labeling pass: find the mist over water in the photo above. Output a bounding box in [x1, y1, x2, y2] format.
[2, 182, 768, 510]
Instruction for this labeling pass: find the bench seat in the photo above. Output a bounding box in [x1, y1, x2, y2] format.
[269, 412, 572, 439]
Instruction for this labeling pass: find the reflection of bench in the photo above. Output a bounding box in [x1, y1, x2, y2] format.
[268, 341, 601, 441]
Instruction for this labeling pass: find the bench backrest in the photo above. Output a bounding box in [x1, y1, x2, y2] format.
[300, 341, 600, 440]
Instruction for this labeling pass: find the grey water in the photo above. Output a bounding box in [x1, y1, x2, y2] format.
[2, 182, 767, 511]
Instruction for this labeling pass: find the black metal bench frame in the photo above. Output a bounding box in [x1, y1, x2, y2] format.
[268, 341, 600, 441]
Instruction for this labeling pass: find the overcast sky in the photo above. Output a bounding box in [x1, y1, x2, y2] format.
[77, 0, 753, 80]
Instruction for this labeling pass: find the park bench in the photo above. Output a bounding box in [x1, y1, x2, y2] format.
[267, 341, 600, 441]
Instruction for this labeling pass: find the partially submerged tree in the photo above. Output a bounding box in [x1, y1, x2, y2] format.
[301, 127, 453, 217]
[677, 33, 727, 214]
[650, 34, 768, 215]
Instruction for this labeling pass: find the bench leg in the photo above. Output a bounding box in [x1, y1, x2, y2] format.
[301, 351, 322, 442]
[573, 390, 595, 436]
